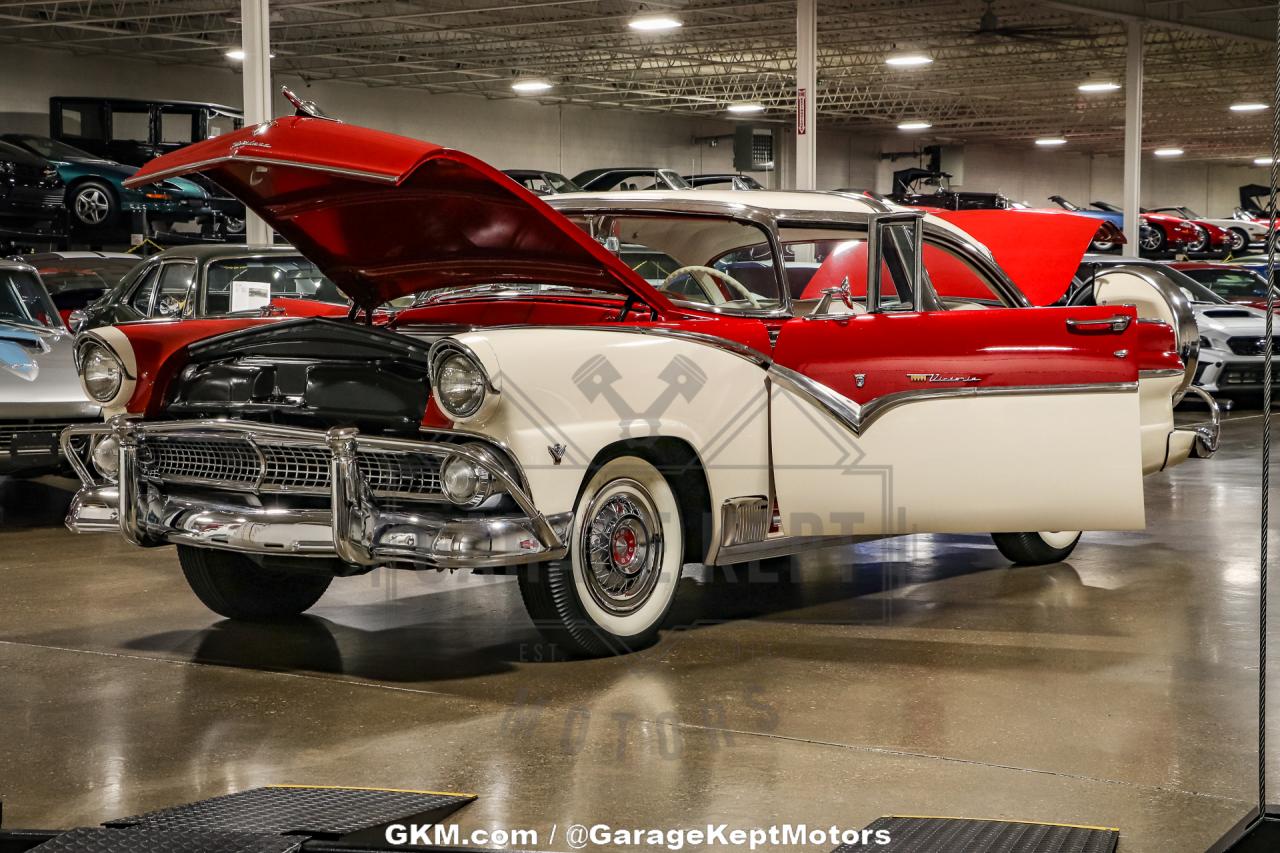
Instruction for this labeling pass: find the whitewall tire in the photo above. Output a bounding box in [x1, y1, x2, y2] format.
[518, 455, 683, 657]
[991, 530, 1082, 565]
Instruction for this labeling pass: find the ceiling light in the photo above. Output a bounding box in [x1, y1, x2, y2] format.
[511, 78, 553, 93]
[727, 102, 766, 114]
[1256, 157, 1275, 166]
[1077, 80, 1121, 93]
[885, 52, 933, 67]
[1035, 137, 1067, 146]
[1231, 102, 1269, 113]
[629, 14, 682, 31]
[1153, 147, 1184, 157]
[897, 120, 932, 131]
[225, 48, 275, 60]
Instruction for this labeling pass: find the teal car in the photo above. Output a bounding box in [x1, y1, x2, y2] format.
[0, 134, 208, 232]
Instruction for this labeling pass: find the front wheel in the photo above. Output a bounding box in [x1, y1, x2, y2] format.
[518, 456, 684, 657]
[1228, 228, 1250, 254]
[70, 181, 117, 230]
[178, 545, 332, 620]
[1139, 225, 1167, 255]
[991, 531, 1081, 565]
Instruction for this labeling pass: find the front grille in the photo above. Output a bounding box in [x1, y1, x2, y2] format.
[137, 434, 447, 501]
[1227, 336, 1271, 356]
[1221, 365, 1280, 386]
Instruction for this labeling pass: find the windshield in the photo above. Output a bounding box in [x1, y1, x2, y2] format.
[0, 268, 61, 328]
[35, 258, 140, 295]
[567, 212, 782, 312]
[1180, 267, 1273, 299]
[203, 257, 345, 315]
[6, 134, 96, 161]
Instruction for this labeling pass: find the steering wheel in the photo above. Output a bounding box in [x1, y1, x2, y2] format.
[660, 265, 763, 308]
[156, 294, 184, 318]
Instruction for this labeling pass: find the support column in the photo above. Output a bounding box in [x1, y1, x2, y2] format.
[794, 0, 816, 190]
[1122, 19, 1143, 258]
[241, 0, 273, 246]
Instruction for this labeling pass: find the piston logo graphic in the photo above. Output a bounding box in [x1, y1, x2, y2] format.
[573, 354, 707, 437]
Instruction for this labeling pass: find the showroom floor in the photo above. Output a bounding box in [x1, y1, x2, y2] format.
[0, 410, 1271, 853]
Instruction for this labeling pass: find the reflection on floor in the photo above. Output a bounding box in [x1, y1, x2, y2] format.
[0, 413, 1272, 853]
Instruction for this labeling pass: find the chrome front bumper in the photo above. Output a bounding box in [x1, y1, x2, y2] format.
[62, 418, 571, 570]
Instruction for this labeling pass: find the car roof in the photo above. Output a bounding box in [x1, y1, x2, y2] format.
[573, 167, 674, 181]
[21, 251, 139, 262]
[140, 244, 302, 262]
[51, 95, 242, 115]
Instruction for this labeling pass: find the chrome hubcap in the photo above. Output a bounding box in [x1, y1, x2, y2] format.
[581, 481, 663, 616]
[74, 188, 110, 225]
[224, 216, 246, 234]
[1231, 231, 1247, 251]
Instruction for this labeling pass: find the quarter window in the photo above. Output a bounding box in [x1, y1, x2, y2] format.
[921, 241, 1006, 308]
[127, 266, 161, 315]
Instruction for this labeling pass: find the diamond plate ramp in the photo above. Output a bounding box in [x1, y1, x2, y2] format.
[104, 786, 476, 838]
[28, 827, 304, 853]
[835, 817, 1119, 853]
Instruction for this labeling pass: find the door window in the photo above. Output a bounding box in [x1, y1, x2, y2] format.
[109, 107, 150, 143]
[153, 263, 196, 318]
[160, 110, 198, 144]
[57, 104, 104, 141]
[127, 265, 161, 315]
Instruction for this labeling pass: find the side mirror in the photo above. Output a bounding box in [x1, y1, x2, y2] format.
[68, 310, 86, 333]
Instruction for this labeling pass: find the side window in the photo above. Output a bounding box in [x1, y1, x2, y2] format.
[160, 111, 197, 144]
[921, 242, 1006, 308]
[152, 263, 196, 318]
[127, 265, 161, 315]
[109, 107, 150, 143]
[58, 104, 104, 141]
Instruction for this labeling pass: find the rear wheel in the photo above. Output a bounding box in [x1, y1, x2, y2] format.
[1139, 225, 1167, 255]
[70, 181, 117, 230]
[178, 545, 332, 620]
[991, 531, 1081, 565]
[1228, 228, 1250, 254]
[518, 456, 683, 657]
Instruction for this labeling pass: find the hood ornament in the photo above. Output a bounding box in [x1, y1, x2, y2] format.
[282, 86, 340, 122]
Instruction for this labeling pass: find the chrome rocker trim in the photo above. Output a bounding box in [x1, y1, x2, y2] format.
[63, 418, 571, 570]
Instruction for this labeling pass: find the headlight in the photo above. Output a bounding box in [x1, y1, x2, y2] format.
[81, 342, 123, 402]
[434, 351, 487, 418]
[91, 435, 119, 481]
[441, 445, 499, 508]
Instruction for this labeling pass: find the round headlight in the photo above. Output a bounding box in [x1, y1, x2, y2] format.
[81, 343, 123, 402]
[441, 451, 494, 508]
[435, 351, 487, 418]
[91, 435, 120, 481]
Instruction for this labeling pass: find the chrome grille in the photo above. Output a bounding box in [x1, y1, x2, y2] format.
[137, 434, 446, 500]
[0, 420, 89, 453]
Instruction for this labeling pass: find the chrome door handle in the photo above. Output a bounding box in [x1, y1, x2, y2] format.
[1066, 314, 1132, 333]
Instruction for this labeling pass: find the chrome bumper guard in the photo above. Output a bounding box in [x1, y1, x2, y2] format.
[1183, 386, 1222, 458]
[61, 418, 571, 569]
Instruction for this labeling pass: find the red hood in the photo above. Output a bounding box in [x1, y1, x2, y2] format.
[125, 116, 672, 312]
[929, 209, 1101, 305]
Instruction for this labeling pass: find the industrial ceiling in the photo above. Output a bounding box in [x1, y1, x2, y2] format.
[0, 0, 1274, 161]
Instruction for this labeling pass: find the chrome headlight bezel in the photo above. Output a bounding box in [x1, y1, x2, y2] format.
[439, 442, 512, 508]
[79, 340, 124, 403]
[429, 340, 498, 423]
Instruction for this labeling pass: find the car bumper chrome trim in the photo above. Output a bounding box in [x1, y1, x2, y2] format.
[62, 418, 570, 569]
[1181, 386, 1221, 458]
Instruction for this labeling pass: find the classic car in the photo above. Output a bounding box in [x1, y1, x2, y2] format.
[572, 167, 691, 192]
[49, 96, 246, 237]
[1149, 206, 1267, 254]
[14, 250, 141, 325]
[895, 189, 1016, 211]
[70, 244, 349, 332]
[502, 170, 583, 195]
[62, 109, 1212, 657]
[1071, 255, 1274, 396]
[1048, 195, 1201, 255]
[1, 134, 208, 233]
[683, 174, 765, 190]
[0, 260, 97, 476]
[0, 140, 64, 228]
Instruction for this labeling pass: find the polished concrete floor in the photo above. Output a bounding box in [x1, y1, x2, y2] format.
[0, 411, 1273, 852]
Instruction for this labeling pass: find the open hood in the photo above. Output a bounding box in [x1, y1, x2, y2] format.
[931, 209, 1102, 306]
[125, 116, 671, 312]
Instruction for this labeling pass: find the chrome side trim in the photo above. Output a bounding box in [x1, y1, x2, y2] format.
[1140, 368, 1184, 379]
[719, 496, 770, 548]
[711, 534, 888, 566]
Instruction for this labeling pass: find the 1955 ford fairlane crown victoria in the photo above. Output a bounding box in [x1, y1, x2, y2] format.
[62, 103, 1217, 656]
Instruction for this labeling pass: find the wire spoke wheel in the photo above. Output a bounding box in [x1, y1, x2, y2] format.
[581, 481, 664, 616]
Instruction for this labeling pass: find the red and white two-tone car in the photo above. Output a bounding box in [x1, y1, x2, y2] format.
[62, 101, 1216, 656]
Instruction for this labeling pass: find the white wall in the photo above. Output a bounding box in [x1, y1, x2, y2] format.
[0, 43, 1265, 215]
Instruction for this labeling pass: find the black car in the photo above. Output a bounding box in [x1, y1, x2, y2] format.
[571, 167, 691, 192]
[897, 189, 1015, 210]
[49, 96, 246, 237]
[0, 141, 64, 229]
[502, 170, 582, 195]
[73, 244, 345, 332]
[683, 173, 765, 190]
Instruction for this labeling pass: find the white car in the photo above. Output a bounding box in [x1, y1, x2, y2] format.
[1149, 206, 1269, 254]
